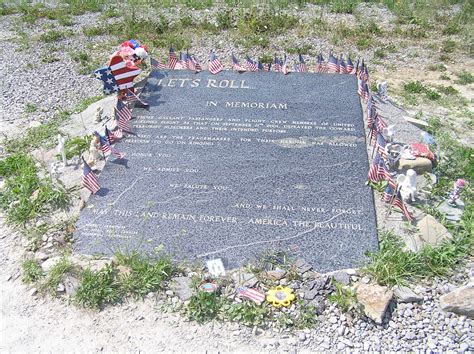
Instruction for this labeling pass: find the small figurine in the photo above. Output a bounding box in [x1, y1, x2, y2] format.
[87, 134, 101, 167]
[382, 124, 396, 142]
[57, 134, 67, 167]
[377, 81, 388, 101]
[401, 145, 416, 160]
[398, 169, 417, 203]
[448, 179, 466, 206]
[385, 143, 402, 170]
[94, 107, 103, 123]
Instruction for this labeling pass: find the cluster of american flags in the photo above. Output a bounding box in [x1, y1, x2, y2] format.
[151, 48, 365, 75]
[362, 68, 413, 222]
[82, 89, 145, 194]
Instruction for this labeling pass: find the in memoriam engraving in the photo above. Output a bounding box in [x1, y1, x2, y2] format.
[75, 70, 378, 272]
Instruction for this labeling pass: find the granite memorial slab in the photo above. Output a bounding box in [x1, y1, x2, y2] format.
[74, 70, 378, 272]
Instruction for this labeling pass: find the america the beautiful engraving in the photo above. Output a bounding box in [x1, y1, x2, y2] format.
[75, 70, 378, 272]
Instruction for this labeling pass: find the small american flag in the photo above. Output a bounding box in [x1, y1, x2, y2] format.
[263, 62, 271, 71]
[358, 79, 366, 97]
[245, 55, 257, 72]
[376, 115, 387, 132]
[352, 58, 359, 75]
[115, 99, 132, 121]
[393, 191, 414, 222]
[368, 153, 383, 183]
[339, 55, 346, 74]
[176, 52, 187, 70]
[375, 133, 387, 158]
[383, 185, 393, 203]
[82, 158, 100, 194]
[185, 52, 195, 71]
[257, 60, 264, 71]
[363, 83, 370, 101]
[231, 54, 246, 72]
[316, 54, 327, 73]
[297, 53, 307, 73]
[105, 126, 121, 144]
[273, 56, 282, 72]
[208, 52, 224, 74]
[281, 54, 290, 75]
[191, 55, 202, 72]
[236, 286, 265, 305]
[168, 47, 178, 69]
[327, 53, 339, 73]
[125, 89, 148, 106]
[346, 55, 354, 73]
[95, 131, 111, 154]
[150, 57, 167, 70]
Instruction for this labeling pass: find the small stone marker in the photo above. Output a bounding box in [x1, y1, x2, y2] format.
[206, 258, 226, 277]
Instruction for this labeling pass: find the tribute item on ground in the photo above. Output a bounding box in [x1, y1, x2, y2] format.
[75, 70, 378, 272]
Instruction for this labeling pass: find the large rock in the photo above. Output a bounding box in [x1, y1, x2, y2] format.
[393, 285, 423, 303]
[398, 157, 432, 174]
[41, 256, 62, 272]
[355, 283, 393, 324]
[169, 276, 194, 301]
[439, 285, 474, 318]
[417, 215, 452, 247]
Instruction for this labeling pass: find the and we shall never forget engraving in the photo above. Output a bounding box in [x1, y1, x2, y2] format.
[75, 70, 378, 272]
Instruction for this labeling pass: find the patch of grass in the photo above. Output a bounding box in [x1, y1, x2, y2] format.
[330, 0, 359, 14]
[40, 257, 74, 294]
[374, 48, 386, 59]
[440, 74, 451, 81]
[328, 280, 360, 313]
[184, 0, 213, 9]
[222, 301, 271, 327]
[437, 85, 459, 96]
[22, 259, 43, 283]
[116, 252, 175, 298]
[441, 40, 457, 54]
[0, 153, 69, 224]
[365, 228, 473, 287]
[237, 9, 298, 36]
[455, 70, 474, 85]
[186, 291, 224, 323]
[39, 29, 74, 43]
[74, 265, 121, 309]
[59, 136, 91, 160]
[427, 63, 446, 72]
[284, 44, 313, 55]
[25, 103, 37, 113]
[404, 81, 425, 94]
[82, 25, 109, 37]
[216, 9, 233, 30]
[425, 88, 440, 101]
[99, 7, 120, 20]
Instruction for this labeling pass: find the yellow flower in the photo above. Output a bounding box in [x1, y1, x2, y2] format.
[266, 286, 295, 307]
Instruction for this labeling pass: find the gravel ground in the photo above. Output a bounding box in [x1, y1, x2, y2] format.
[0, 4, 473, 353]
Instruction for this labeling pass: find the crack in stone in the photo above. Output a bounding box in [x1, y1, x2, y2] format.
[197, 212, 344, 259]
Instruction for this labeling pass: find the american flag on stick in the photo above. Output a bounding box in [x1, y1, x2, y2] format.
[105, 126, 122, 144]
[358, 79, 366, 98]
[392, 190, 414, 222]
[339, 55, 346, 74]
[368, 153, 383, 183]
[297, 53, 307, 73]
[346, 55, 354, 74]
[115, 99, 132, 121]
[125, 89, 148, 106]
[327, 53, 339, 73]
[208, 52, 224, 74]
[245, 55, 258, 72]
[316, 54, 326, 73]
[263, 62, 271, 71]
[168, 47, 178, 69]
[95, 131, 125, 159]
[191, 55, 202, 72]
[236, 286, 266, 305]
[281, 54, 290, 75]
[82, 157, 100, 194]
[176, 52, 187, 70]
[150, 57, 167, 70]
[273, 56, 282, 72]
[231, 54, 246, 72]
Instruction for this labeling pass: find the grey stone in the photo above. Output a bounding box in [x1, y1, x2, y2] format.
[437, 200, 464, 223]
[398, 157, 432, 174]
[439, 285, 474, 318]
[34, 251, 49, 262]
[41, 256, 61, 272]
[233, 272, 258, 288]
[416, 215, 453, 248]
[73, 70, 379, 272]
[64, 276, 80, 295]
[169, 276, 194, 301]
[332, 271, 350, 286]
[266, 268, 286, 280]
[393, 285, 424, 303]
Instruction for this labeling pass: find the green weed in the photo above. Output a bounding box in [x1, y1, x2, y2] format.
[39, 29, 74, 43]
[222, 301, 271, 327]
[116, 252, 175, 298]
[0, 153, 69, 224]
[328, 280, 359, 313]
[22, 259, 44, 283]
[58, 136, 91, 160]
[330, 0, 359, 14]
[455, 70, 474, 85]
[25, 103, 37, 113]
[186, 291, 224, 323]
[74, 265, 121, 309]
[441, 40, 457, 54]
[427, 63, 447, 72]
[40, 257, 74, 294]
[437, 85, 458, 96]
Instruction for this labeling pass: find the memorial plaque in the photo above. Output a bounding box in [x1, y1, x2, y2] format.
[75, 70, 379, 272]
